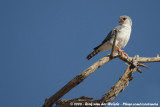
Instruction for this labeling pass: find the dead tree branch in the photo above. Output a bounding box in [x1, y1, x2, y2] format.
[43, 53, 160, 107]
[43, 56, 114, 107]
[101, 56, 139, 104]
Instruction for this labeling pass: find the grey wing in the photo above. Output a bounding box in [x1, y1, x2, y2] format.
[101, 30, 115, 44]
[94, 29, 116, 50]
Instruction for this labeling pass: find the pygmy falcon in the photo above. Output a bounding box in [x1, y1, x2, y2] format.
[87, 15, 132, 60]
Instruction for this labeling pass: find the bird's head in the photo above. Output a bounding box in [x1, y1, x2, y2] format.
[119, 15, 132, 26]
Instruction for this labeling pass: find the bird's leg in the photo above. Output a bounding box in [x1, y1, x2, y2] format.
[122, 51, 129, 58]
[115, 46, 128, 58]
[115, 46, 122, 54]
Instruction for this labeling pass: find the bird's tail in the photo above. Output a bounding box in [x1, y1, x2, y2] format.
[86, 50, 100, 60]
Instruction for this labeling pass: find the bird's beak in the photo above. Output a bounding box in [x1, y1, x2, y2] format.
[119, 18, 124, 23]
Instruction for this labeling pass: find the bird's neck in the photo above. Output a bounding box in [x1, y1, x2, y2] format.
[120, 23, 131, 28]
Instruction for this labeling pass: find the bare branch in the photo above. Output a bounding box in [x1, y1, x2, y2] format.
[43, 52, 160, 107]
[137, 68, 142, 73]
[138, 63, 149, 69]
[54, 60, 139, 106]
[117, 55, 160, 66]
[138, 56, 160, 63]
[101, 56, 139, 103]
[43, 56, 114, 107]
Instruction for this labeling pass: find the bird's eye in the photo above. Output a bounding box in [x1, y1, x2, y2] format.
[123, 18, 126, 20]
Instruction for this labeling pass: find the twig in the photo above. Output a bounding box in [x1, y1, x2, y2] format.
[138, 63, 149, 69]
[137, 68, 142, 73]
[110, 29, 118, 58]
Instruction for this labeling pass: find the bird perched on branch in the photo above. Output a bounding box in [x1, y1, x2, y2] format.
[87, 15, 132, 60]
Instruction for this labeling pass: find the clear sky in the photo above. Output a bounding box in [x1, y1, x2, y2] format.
[0, 0, 160, 107]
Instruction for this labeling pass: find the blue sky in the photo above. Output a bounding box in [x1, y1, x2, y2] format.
[0, 0, 160, 107]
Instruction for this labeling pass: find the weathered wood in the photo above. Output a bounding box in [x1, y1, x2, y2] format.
[43, 56, 113, 107]
[43, 53, 160, 107]
[101, 63, 137, 103]
[55, 64, 136, 107]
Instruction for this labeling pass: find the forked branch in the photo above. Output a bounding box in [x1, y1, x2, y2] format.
[43, 29, 160, 107]
[43, 53, 160, 107]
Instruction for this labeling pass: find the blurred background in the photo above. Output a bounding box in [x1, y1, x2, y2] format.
[0, 0, 160, 107]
